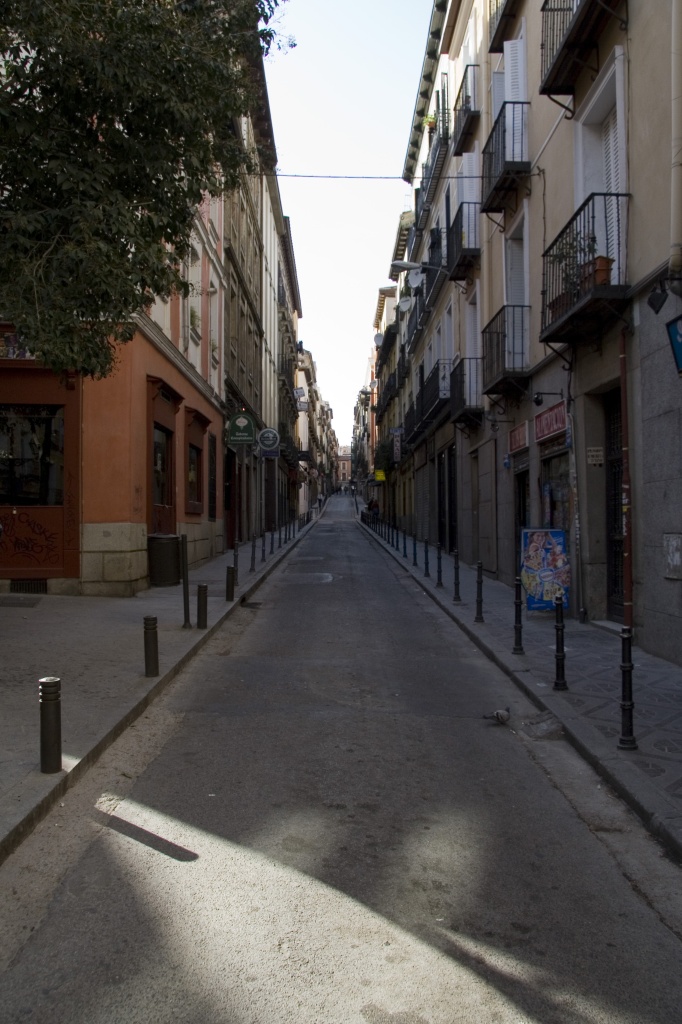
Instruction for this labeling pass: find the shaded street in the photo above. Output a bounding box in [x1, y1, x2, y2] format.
[2, 496, 682, 1024]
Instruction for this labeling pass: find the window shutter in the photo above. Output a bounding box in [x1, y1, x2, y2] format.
[491, 71, 505, 121]
[601, 106, 621, 271]
[505, 235, 525, 305]
[504, 39, 527, 102]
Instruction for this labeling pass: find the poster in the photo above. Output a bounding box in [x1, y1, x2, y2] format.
[520, 529, 570, 610]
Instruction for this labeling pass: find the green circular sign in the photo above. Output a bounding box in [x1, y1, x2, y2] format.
[258, 427, 280, 450]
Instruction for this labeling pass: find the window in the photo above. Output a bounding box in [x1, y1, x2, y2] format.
[188, 444, 202, 506]
[153, 426, 173, 508]
[185, 408, 209, 515]
[0, 405, 65, 505]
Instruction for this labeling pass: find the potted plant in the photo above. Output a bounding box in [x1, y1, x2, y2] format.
[422, 113, 437, 131]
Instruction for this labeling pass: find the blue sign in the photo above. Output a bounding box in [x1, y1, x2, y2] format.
[520, 529, 570, 610]
[666, 314, 682, 375]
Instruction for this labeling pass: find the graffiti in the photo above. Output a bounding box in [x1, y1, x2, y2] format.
[0, 510, 60, 566]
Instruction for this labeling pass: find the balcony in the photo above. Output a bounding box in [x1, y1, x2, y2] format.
[453, 66, 480, 155]
[489, 0, 522, 53]
[397, 346, 410, 384]
[278, 355, 297, 395]
[424, 230, 448, 309]
[447, 203, 480, 281]
[406, 291, 424, 353]
[540, 0, 625, 96]
[482, 305, 531, 396]
[421, 360, 453, 429]
[405, 402, 417, 443]
[416, 108, 450, 229]
[481, 103, 530, 212]
[278, 424, 300, 468]
[540, 192, 629, 345]
[450, 357, 484, 427]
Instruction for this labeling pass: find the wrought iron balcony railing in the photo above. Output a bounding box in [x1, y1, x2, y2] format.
[450, 357, 484, 426]
[416, 108, 451, 229]
[540, 0, 624, 96]
[397, 346, 410, 384]
[453, 65, 480, 155]
[421, 360, 453, 427]
[489, 0, 521, 53]
[404, 401, 417, 442]
[541, 192, 629, 343]
[482, 305, 530, 395]
[406, 291, 424, 353]
[447, 202, 480, 281]
[278, 356, 297, 393]
[424, 231, 448, 308]
[481, 102, 530, 212]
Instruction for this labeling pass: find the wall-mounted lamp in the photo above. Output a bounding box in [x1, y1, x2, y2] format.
[532, 389, 564, 407]
[647, 280, 669, 315]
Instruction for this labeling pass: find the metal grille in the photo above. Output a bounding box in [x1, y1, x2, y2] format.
[10, 578, 47, 594]
[605, 391, 624, 620]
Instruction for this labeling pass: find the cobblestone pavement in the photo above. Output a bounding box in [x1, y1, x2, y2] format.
[358, 513, 682, 859]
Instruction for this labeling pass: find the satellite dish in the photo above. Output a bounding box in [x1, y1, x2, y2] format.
[407, 268, 424, 289]
[374, 333, 383, 346]
[398, 296, 412, 313]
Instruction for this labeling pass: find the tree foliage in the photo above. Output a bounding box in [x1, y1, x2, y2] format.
[0, 0, 286, 377]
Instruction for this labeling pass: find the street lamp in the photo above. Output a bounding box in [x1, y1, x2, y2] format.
[390, 259, 447, 275]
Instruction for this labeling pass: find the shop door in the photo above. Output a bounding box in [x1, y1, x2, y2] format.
[605, 390, 624, 621]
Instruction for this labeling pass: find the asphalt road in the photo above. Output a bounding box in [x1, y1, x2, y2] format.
[1, 496, 682, 1023]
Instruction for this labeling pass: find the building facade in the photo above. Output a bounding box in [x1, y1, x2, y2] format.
[374, 0, 682, 664]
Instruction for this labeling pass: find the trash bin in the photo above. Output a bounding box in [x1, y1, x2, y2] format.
[147, 534, 181, 586]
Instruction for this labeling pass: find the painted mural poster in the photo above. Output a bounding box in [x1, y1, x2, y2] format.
[520, 529, 570, 610]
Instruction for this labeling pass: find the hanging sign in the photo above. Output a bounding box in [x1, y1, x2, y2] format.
[258, 427, 280, 451]
[666, 315, 682, 374]
[508, 421, 528, 453]
[534, 401, 566, 443]
[227, 412, 256, 445]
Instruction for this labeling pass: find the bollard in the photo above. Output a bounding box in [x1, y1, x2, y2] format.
[261, 532, 266, 563]
[181, 534, 191, 629]
[453, 549, 461, 603]
[424, 539, 430, 578]
[233, 541, 239, 587]
[39, 676, 62, 774]
[395, 525, 400, 553]
[512, 577, 525, 654]
[250, 535, 256, 572]
[144, 616, 160, 677]
[278, 524, 282, 549]
[553, 594, 568, 690]
[403, 530, 408, 559]
[474, 561, 484, 622]
[197, 583, 208, 629]
[618, 627, 638, 749]
[270, 530, 275, 555]
[436, 543, 443, 587]
[413, 534, 418, 567]
[225, 565, 235, 602]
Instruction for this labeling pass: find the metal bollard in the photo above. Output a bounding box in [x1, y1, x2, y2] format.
[39, 676, 62, 774]
[474, 561, 484, 622]
[197, 583, 208, 629]
[413, 534, 418, 567]
[553, 594, 568, 690]
[436, 543, 443, 587]
[618, 627, 637, 749]
[250, 535, 256, 572]
[270, 530, 275, 555]
[181, 534, 191, 629]
[233, 542, 239, 587]
[225, 565, 235, 602]
[144, 616, 160, 677]
[424, 539, 430, 578]
[261, 532, 266, 563]
[278, 524, 282, 549]
[512, 577, 525, 654]
[403, 530, 408, 559]
[453, 549, 461, 603]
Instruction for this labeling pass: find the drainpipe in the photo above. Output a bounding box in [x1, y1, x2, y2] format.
[620, 326, 633, 629]
[669, 0, 682, 294]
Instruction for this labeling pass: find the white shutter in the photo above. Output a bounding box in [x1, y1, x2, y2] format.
[491, 71, 505, 121]
[505, 235, 525, 305]
[461, 151, 480, 202]
[601, 106, 621, 273]
[504, 39, 527, 162]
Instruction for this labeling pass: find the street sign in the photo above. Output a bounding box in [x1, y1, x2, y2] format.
[227, 412, 256, 445]
[258, 427, 280, 451]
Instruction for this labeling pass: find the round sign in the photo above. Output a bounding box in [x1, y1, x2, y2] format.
[258, 427, 280, 450]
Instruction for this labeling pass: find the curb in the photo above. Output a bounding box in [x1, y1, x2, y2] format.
[0, 520, 316, 867]
[357, 519, 682, 862]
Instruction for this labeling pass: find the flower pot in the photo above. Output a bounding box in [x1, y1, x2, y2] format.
[581, 255, 613, 289]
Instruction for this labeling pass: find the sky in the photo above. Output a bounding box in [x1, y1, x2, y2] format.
[264, 0, 434, 445]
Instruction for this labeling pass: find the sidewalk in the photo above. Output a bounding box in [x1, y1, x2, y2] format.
[0, 514, 320, 864]
[358, 515, 682, 860]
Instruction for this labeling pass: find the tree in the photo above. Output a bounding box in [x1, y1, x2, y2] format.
[0, 0, 287, 378]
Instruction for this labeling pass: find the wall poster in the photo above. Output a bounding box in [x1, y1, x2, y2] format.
[520, 529, 570, 610]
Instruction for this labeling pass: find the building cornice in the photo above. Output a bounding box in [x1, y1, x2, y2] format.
[134, 312, 226, 417]
[402, 0, 449, 184]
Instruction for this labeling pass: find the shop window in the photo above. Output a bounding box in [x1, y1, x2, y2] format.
[153, 426, 173, 508]
[0, 405, 65, 505]
[187, 444, 202, 509]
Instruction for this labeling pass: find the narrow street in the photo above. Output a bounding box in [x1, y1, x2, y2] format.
[1, 496, 682, 1024]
